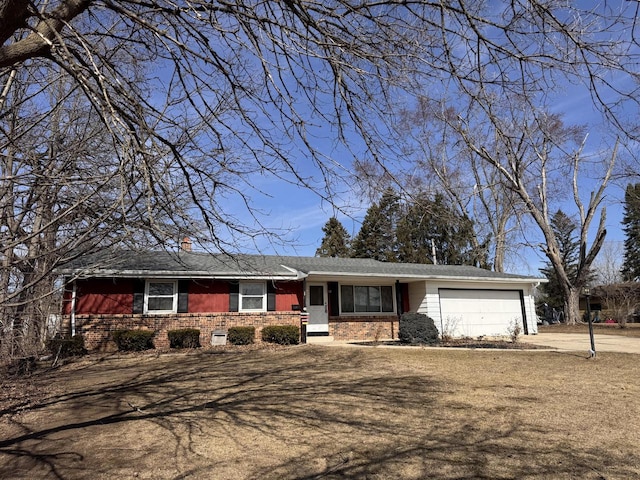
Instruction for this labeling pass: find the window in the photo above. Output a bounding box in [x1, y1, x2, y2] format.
[240, 282, 266, 311]
[340, 285, 394, 314]
[145, 280, 177, 313]
[309, 285, 324, 306]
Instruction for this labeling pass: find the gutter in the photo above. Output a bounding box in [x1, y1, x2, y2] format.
[296, 270, 547, 284]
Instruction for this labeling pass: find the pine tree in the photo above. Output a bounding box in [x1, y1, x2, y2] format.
[351, 188, 401, 262]
[539, 210, 580, 308]
[397, 193, 481, 265]
[316, 217, 351, 257]
[621, 183, 640, 281]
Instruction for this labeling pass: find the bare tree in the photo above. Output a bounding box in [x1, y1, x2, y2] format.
[592, 241, 624, 286]
[452, 96, 617, 324]
[0, 1, 434, 356]
[373, 97, 532, 272]
[0, 66, 204, 356]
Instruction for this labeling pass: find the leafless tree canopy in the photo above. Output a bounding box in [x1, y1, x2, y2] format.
[350, 2, 640, 322]
[2, 1, 640, 350]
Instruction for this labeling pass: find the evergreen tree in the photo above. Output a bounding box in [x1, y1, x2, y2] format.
[351, 188, 401, 262]
[316, 217, 351, 257]
[396, 193, 481, 265]
[621, 183, 640, 281]
[539, 210, 580, 308]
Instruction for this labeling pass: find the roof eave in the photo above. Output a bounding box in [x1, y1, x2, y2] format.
[57, 269, 301, 281]
[303, 270, 545, 283]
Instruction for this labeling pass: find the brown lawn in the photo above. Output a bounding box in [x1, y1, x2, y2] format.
[2, 345, 640, 479]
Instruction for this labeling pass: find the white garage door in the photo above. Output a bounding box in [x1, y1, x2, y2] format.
[439, 289, 525, 338]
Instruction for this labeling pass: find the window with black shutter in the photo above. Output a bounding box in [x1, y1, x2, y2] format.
[177, 280, 189, 313]
[133, 279, 145, 314]
[229, 282, 239, 312]
[267, 282, 276, 311]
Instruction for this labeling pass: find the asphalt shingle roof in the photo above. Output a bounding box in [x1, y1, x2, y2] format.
[58, 250, 542, 283]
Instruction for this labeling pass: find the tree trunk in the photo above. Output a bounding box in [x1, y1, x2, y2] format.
[563, 286, 582, 325]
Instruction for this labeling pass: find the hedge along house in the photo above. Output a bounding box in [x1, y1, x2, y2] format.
[57, 248, 544, 351]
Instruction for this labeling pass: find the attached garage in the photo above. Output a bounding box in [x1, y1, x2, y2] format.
[438, 288, 527, 338]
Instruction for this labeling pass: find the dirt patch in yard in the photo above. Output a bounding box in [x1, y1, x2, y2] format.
[2, 345, 640, 479]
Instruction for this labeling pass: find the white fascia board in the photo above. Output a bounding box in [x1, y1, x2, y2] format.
[422, 275, 548, 284]
[303, 270, 545, 284]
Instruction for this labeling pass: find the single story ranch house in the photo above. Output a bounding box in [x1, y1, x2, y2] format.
[58, 248, 544, 350]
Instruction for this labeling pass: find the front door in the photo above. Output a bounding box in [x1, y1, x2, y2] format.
[307, 283, 329, 334]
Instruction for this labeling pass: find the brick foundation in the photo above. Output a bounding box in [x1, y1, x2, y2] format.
[63, 312, 400, 350]
[64, 312, 301, 351]
[329, 316, 399, 341]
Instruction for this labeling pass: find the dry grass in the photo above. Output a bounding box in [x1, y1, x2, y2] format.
[2, 345, 640, 479]
[540, 322, 640, 337]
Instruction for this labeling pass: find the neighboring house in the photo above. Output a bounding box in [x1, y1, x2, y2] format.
[582, 283, 640, 324]
[57, 248, 544, 350]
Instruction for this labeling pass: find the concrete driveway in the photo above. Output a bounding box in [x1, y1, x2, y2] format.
[525, 332, 640, 354]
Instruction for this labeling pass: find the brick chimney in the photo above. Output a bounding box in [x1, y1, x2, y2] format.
[180, 237, 192, 252]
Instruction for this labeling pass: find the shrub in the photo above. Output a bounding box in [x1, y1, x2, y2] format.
[227, 326, 255, 345]
[167, 329, 201, 349]
[5, 356, 37, 377]
[399, 313, 440, 345]
[508, 319, 521, 343]
[262, 325, 300, 345]
[113, 329, 155, 351]
[46, 335, 87, 358]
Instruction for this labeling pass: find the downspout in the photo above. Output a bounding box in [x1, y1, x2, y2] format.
[302, 278, 307, 311]
[70, 280, 77, 337]
[532, 282, 541, 334]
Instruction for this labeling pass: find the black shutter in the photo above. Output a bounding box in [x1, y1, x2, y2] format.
[133, 279, 145, 314]
[328, 282, 339, 317]
[229, 282, 239, 312]
[396, 281, 404, 316]
[177, 280, 189, 313]
[267, 282, 276, 311]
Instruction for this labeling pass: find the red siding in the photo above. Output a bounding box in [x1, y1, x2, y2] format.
[66, 278, 303, 316]
[74, 278, 134, 315]
[189, 280, 230, 312]
[274, 281, 304, 311]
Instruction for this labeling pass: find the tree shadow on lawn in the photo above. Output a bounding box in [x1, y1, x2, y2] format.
[0, 346, 637, 479]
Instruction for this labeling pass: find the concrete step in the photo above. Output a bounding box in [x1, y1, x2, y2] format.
[306, 335, 334, 344]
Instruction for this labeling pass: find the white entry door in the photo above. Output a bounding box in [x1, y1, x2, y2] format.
[307, 283, 329, 334]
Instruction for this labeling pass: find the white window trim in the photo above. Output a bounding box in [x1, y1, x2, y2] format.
[339, 283, 396, 316]
[144, 280, 178, 314]
[239, 281, 267, 312]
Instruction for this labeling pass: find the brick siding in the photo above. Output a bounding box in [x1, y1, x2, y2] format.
[329, 315, 399, 341]
[63, 312, 401, 350]
[64, 312, 301, 351]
